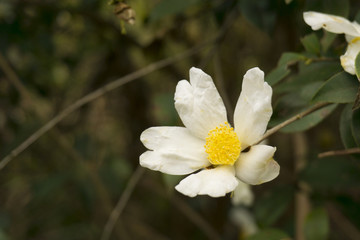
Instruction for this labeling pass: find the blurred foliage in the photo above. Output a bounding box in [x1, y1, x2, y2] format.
[1, 0, 360, 239]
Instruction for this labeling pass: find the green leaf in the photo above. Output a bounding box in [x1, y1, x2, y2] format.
[312, 72, 358, 103]
[321, 31, 337, 53]
[254, 186, 294, 227]
[301, 157, 360, 190]
[265, 64, 290, 86]
[353, 86, 360, 110]
[280, 104, 337, 133]
[355, 51, 360, 81]
[246, 229, 290, 240]
[304, 208, 329, 240]
[301, 33, 321, 55]
[277, 52, 306, 67]
[340, 104, 358, 148]
[351, 108, 360, 146]
[266, 52, 306, 86]
[300, 81, 324, 102]
[275, 61, 342, 94]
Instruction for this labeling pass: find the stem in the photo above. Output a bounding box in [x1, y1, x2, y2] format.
[142, 180, 222, 240]
[0, 52, 31, 100]
[254, 102, 330, 145]
[318, 148, 360, 158]
[294, 133, 310, 240]
[100, 166, 145, 240]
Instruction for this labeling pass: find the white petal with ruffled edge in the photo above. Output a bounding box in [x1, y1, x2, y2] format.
[174, 67, 227, 139]
[233, 67, 272, 147]
[303, 11, 360, 37]
[140, 127, 210, 175]
[231, 180, 254, 206]
[340, 37, 360, 76]
[235, 145, 279, 185]
[175, 165, 238, 197]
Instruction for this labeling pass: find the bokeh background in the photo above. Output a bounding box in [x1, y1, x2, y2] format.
[1, 0, 360, 239]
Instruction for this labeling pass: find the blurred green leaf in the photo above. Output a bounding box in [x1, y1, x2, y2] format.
[255, 186, 294, 227]
[239, 0, 276, 33]
[353, 86, 360, 110]
[0, 230, 8, 240]
[301, 33, 321, 55]
[304, 208, 329, 240]
[320, 31, 337, 53]
[32, 173, 69, 201]
[246, 229, 290, 240]
[280, 104, 337, 133]
[356, 10, 360, 23]
[355, 51, 360, 81]
[323, 0, 349, 17]
[301, 157, 360, 190]
[149, 0, 201, 21]
[351, 108, 360, 146]
[340, 104, 358, 148]
[312, 72, 358, 103]
[335, 195, 360, 229]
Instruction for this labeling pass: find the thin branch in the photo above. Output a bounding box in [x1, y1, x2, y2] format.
[0, 41, 211, 171]
[169, 195, 222, 240]
[0, 52, 31, 100]
[294, 133, 310, 240]
[101, 166, 145, 240]
[318, 148, 360, 158]
[142, 180, 222, 240]
[254, 102, 330, 145]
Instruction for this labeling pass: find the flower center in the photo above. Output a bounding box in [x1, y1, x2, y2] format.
[204, 122, 241, 165]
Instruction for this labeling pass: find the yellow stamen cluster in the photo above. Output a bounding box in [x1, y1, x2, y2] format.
[351, 37, 360, 44]
[204, 122, 241, 165]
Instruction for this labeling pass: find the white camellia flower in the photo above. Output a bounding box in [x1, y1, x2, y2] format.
[140, 67, 280, 198]
[231, 181, 254, 206]
[304, 11, 360, 76]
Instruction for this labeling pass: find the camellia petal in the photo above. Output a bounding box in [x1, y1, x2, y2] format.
[340, 37, 360, 75]
[303, 11, 360, 37]
[174, 67, 227, 139]
[233, 67, 272, 147]
[175, 165, 238, 197]
[235, 145, 279, 185]
[231, 180, 254, 206]
[140, 127, 210, 175]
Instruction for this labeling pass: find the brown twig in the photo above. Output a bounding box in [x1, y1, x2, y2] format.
[294, 133, 310, 240]
[142, 180, 222, 240]
[0, 40, 212, 171]
[318, 148, 360, 158]
[0, 52, 32, 100]
[254, 102, 331, 145]
[101, 166, 145, 240]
